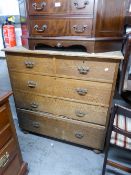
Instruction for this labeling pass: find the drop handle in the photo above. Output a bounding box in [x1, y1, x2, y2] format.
[27, 81, 37, 88]
[75, 110, 86, 117]
[76, 88, 88, 96]
[78, 66, 90, 74]
[73, 25, 88, 33]
[30, 102, 39, 109]
[74, 0, 89, 9]
[34, 24, 47, 32]
[32, 2, 46, 11]
[0, 152, 10, 168]
[75, 132, 84, 139]
[24, 61, 34, 68]
[32, 122, 40, 128]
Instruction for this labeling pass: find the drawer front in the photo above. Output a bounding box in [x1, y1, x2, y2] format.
[28, 0, 69, 15]
[56, 58, 116, 83]
[70, 19, 92, 36]
[3, 155, 21, 175]
[15, 91, 108, 125]
[0, 103, 10, 131]
[11, 73, 112, 106]
[17, 109, 106, 150]
[0, 138, 17, 174]
[28, 0, 94, 15]
[7, 55, 54, 75]
[30, 19, 68, 36]
[70, 0, 94, 14]
[0, 125, 12, 150]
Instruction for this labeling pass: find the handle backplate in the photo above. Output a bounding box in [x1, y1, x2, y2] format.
[34, 24, 47, 32]
[74, 0, 89, 9]
[32, 2, 46, 11]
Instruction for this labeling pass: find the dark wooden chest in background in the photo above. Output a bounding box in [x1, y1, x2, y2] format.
[0, 90, 28, 175]
[18, 0, 127, 53]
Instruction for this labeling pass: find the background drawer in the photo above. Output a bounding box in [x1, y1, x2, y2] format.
[15, 91, 108, 125]
[0, 104, 10, 131]
[28, 0, 69, 15]
[56, 57, 116, 83]
[0, 125, 12, 150]
[0, 138, 17, 174]
[28, 0, 94, 15]
[17, 109, 106, 150]
[70, 0, 94, 14]
[30, 19, 68, 36]
[7, 55, 54, 75]
[10, 73, 112, 106]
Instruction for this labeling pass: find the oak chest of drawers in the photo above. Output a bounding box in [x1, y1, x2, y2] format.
[4, 46, 124, 150]
[0, 90, 28, 175]
[18, 0, 127, 53]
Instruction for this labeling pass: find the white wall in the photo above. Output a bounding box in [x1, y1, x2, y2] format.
[0, 0, 19, 16]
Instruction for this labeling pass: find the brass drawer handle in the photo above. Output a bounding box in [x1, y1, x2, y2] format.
[75, 132, 84, 139]
[32, 2, 46, 11]
[74, 0, 89, 9]
[27, 81, 37, 88]
[34, 24, 47, 32]
[0, 152, 10, 168]
[32, 122, 40, 128]
[73, 25, 88, 33]
[76, 88, 88, 96]
[30, 102, 38, 109]
[25, 61, 34, 68]
[75, 110, 86, 117]
[78, 66, 90, 74]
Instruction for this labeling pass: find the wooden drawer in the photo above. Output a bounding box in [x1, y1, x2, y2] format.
[28, 0, 69, 15]
[70, 0, 94, 14]
[70, 19, 92, 36]
[30, 18, 92, 37]
[28, 0, 94, 15]
[56, 57, 117, 83]
[30, 18, 68, 36]
[17, 109, 106, 150]
[0, 138, 17, 174]
[7, 54, 54, 75]
[15, 91, 108, 125]
[0, 104, 10, 131]
[0, 125, 12, 150]
[10, 73, 112, 106]
[3, 155, 21, 175]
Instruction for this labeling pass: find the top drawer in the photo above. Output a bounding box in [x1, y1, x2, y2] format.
[28, 0, 94, 15]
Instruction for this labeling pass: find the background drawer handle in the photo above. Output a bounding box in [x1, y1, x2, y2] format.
[30, 102, 38, 110]
[32, 2, 46, 11]
[0, 152, 10, 168]
[73, 25, 88, 33]
[32, 122, 40, 128]
[75, 132, 84, 139]
[76, 88, 88, 96]
[78, 66, 90, 74]
[34, 24, 47, 32]
[74, 0, 89, 9]
[75, 110, 86, 117]
[25, 61, 34, 68]
[27, 81, 37, 88]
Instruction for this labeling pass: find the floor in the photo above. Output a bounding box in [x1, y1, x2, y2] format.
[0, 59, 130, 175]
